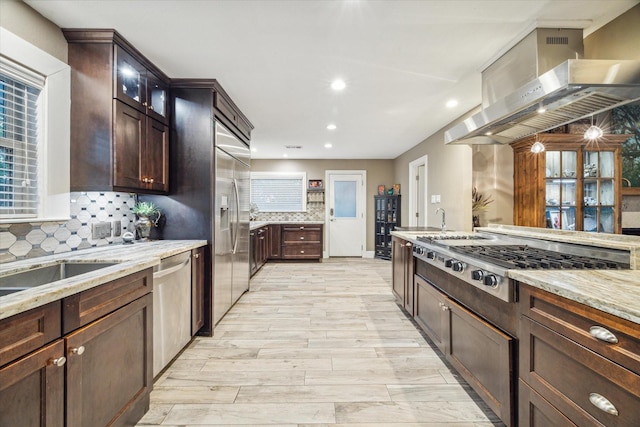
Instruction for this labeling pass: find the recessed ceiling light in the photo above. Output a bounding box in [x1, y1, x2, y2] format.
[324, 143, 333, 148]
[445, 99, 458, 108]
[331, 79, 346, 91]
[326, 124, 337, 130]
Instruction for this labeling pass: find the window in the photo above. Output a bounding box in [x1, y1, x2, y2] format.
[0, 66, 43, 218]
[250, 172, 306, 212]
[0, 27, 71, 222]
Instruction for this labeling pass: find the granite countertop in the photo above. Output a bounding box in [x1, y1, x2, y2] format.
[0, 240, 207, 321]
[250, 220, 324, 230]
[391, 225, 640, 325]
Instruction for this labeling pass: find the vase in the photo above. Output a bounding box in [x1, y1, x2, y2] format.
[472, 215, 481, 228]
[135, 216, 153, 240]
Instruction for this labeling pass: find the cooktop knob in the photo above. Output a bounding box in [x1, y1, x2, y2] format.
[451, 261, 464, 272]
[484, 274, 499, 287]
[414, 246, 424, 255]
[426, 251, 435, 259]
[444, 259, 453, 268]
[471, 270, 484, 281]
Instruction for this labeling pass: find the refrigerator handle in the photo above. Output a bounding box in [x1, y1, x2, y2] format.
[232, 178, 240, 254]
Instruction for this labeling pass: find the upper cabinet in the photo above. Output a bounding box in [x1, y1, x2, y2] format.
[64, 29, 170, 194]
[511, 133, 629, 233]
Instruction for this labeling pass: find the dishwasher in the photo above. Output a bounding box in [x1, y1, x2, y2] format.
[152, 251, 192, 377]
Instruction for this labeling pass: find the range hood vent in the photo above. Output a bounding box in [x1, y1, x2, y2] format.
[445, 28, 640, 145]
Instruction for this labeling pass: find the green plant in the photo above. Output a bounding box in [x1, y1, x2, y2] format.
[133, 201, 160, 217]
[472, 186, 493, 212]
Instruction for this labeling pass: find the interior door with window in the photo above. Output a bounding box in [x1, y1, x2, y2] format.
[328, 172, 364, 257]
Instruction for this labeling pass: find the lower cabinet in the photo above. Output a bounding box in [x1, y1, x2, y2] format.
[191, 246, 205, 335]
[414, 274, 515, 426]
[268, 224, 282, 259]
[250, 226, 269, 277]
[391, 236, 414, 315]
[0, 270, 153, 427]
[281, 224, 323, 260]
[519, 284, 640, 427]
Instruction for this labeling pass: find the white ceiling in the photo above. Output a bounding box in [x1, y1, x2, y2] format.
[25, 0, 639, 159]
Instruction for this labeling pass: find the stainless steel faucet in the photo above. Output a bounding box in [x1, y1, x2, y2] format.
[435, 208, 446, 231]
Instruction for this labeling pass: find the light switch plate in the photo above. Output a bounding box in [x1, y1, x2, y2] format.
[92, 222, 112, 239]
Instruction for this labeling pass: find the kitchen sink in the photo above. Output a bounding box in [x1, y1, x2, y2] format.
[0, 261, 118, 297]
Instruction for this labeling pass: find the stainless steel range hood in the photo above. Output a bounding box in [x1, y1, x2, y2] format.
[445, 29, 640, 145]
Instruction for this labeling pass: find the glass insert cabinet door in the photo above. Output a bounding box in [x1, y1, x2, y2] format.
[583, 151, 616, 233]
[545, 150, 577, 230]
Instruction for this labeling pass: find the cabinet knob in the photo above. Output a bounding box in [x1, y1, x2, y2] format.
[300, 237, 305, 240]
[194, 253, 200, 259]
[299, 226, 304, 230]
[49, 356, 66, 367]
[70, 346, 85, 356]
[142, 177, 148, 183]
[589, 326, 618, 344]
[589, 393, 619, 416]
[441, 305, 449, 312]
[149, 178, 154, 184]
[142, 101, 148, 107]
[405, 242, 412, 248]
[300, 250, 305, 254]
[149, 105, 154, 111]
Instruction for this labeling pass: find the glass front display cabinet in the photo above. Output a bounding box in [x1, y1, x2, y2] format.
[512, 134, 626, 234]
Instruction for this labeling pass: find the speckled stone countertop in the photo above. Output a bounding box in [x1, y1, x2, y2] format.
[250, 220, 324, 230]
[0, 240, 207, 321]
[391, 225, 640, 325]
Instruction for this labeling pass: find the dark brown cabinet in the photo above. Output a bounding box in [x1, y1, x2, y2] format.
[281, 224, 323, 260]
[250, 226, 270, 277]
[519, 284, 640, 427]
[391, 236, 413, 315]
[191, 247, 205, 335]
[64, 29, 170, 194]
[0, 269, 153, 427]
[268, 224, 282, 259]
[414, 274, 514, 426]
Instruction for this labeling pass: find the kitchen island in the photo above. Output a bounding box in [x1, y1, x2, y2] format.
[391, 225, 640, 427]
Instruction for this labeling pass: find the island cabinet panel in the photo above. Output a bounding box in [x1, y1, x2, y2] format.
[519, 284, 640, 427]
[0, 301, 61, 367]
[0, 340, 65, 427]
[66, 293, 152, 427]
[413, 262, 516, 426]
[391, 236, 414, 315]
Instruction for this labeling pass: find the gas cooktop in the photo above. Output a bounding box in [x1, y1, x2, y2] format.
[449, 245, 629, 270]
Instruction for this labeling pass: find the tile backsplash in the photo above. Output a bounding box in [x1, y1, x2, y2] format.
[0, 192, 136, 264]
[254, 200, 325, 222]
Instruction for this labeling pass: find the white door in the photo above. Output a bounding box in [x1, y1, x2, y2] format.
[327, 172, 365, 257]
[409, 155, 428, 226]
[417, 164, 426, 226]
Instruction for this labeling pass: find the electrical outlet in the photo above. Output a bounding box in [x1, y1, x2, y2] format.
[112, 220, 121, 237]
[92, 222, 112, 239]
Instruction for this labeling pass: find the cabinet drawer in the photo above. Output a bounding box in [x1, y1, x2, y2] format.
[62, 268, 152, 334]
[282, 224, 322, 232]
[0, 301, 61, 367]
[282, 230, 322, 243]
[519, 379, 577, 427]
[282, 244, 322, 259]
[520, 315, 640, 427]
[520, 284, 640, 375]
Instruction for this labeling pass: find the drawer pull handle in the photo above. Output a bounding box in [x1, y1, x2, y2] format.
[300, 237, 305, 240]
[589, 326, 618, 344]
[49, 356, 67, 367]
[300, 250, 305, 254]
[405, 242, 412, 248]
[589, 393, 619, 416]
[300, 226, 304, 230]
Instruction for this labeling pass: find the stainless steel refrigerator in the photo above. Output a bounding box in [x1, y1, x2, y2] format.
[213, 122, 250, 325]
[142, 83, 252, 335]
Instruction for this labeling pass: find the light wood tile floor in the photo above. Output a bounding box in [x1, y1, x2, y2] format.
[137, 258, 505, 426]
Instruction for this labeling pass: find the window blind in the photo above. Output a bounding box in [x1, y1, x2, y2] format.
[0, 62, 43, 217]
[250, 173, 306, 212]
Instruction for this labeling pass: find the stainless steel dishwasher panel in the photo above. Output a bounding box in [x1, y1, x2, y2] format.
[153, 251, 192, 377]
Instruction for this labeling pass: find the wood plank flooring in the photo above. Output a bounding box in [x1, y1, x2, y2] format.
[137, 258, 505, 426]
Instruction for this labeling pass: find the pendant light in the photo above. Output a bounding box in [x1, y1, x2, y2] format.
[584, 115, 604, 141]
[531, 135, 545, 154]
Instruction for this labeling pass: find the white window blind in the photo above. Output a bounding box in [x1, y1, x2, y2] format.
[0, 60, 44, 218]
[250, 172, 306, 212]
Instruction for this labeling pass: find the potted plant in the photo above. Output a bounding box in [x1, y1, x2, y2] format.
[132, 201, 161, 240]
[472, 187, 493, 228]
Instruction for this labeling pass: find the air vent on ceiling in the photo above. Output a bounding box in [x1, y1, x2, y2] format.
[285, 145, 303, 149]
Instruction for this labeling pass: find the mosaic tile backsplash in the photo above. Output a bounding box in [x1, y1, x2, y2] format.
[253, 200, 325, 222]
[0, 192, 136, 264]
